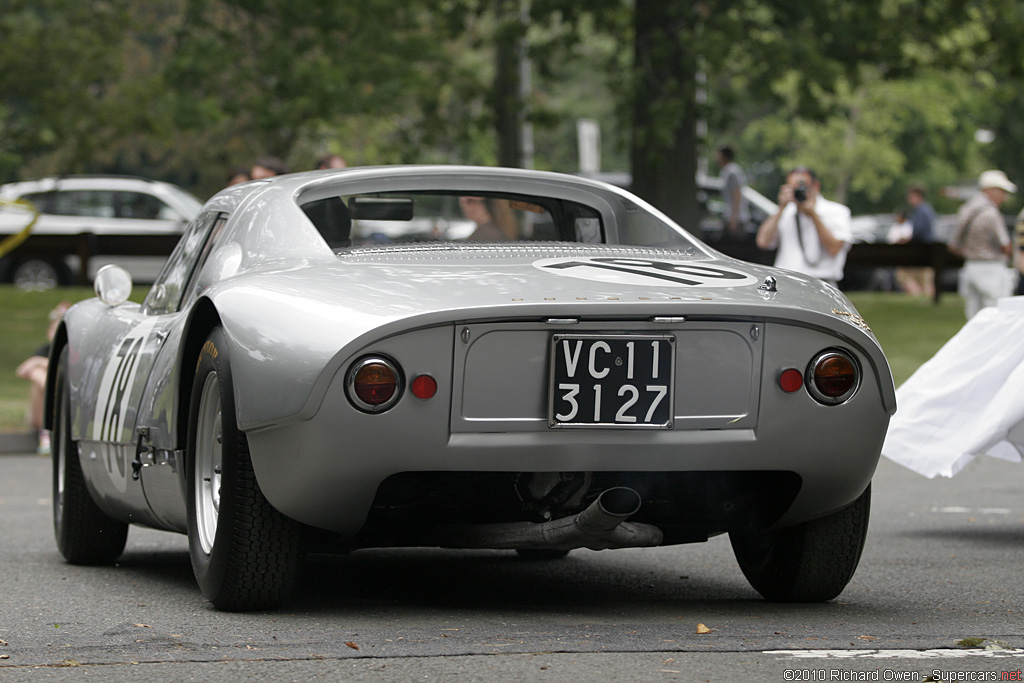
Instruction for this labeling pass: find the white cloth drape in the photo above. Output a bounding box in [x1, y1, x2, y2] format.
[881, 296, 1024, 478]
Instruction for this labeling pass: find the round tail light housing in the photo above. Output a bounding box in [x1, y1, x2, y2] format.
[806, 349, 860, 405]
[346, 356, 403, 413]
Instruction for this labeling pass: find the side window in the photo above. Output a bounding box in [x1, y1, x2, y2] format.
[116, 191, 172, 220]
[143, 212, 221, 315]
[616, 200, 695, 249]
[180, 215, 229, 308]
[19, 191, 57, 214]
[575, 217, 602, 243]
[49, 190, 118, 218]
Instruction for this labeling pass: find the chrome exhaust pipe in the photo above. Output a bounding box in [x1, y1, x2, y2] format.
[574, 486, 643, 536]
[432, 486, 664, 551]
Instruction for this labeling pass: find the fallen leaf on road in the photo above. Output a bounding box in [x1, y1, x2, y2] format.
[957, 638, 986, 648]
[133, 623, 152, 629]
[345, 641, 360, 650]
[857, 635, 878, 641]
[0, 639, 7, 646]
[0, 655, 9, 660]
[696, 623, 711, 634]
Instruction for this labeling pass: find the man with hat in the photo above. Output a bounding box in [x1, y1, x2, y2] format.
[947, 169, 1018, 318]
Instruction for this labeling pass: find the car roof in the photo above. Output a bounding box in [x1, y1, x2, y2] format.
[0, 175, 203, 215]
[214, 165, 674, 219]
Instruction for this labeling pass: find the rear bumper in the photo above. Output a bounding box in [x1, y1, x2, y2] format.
[245, 317, 891, 537]
[247, 404, 888, 537]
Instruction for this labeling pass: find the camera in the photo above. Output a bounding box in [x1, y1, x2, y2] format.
[793, 181, 808, 203]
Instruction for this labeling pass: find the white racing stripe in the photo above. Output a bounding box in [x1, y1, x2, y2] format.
[930, 507, 1012, 515]
[767, 649, 1024, 659]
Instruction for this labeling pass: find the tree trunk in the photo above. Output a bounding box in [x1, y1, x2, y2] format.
[630, 2, 700, 232]
[494, 0, 522, 168]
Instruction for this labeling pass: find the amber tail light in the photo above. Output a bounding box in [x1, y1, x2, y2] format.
[346, 356, 403, 412]
[806, 349, 860, 405]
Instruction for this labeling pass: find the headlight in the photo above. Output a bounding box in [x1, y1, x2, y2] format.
[806, 349, 860, 405]
[346, 356, 403, 413]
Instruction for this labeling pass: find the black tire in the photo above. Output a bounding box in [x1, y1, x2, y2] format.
[186, 328, 302, 611]
[729, 484, 871, 602]
[12, 258, 71, 290]
[515, 549, 571, 560]
[52, 347, 129, 565]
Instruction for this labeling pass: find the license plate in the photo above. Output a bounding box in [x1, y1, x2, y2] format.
[548, 334, 675, 429]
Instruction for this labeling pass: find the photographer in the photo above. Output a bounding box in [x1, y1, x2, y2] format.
[756, 166, 852, 286]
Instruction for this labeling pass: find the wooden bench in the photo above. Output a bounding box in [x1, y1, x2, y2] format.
[709, 240, 961, 303]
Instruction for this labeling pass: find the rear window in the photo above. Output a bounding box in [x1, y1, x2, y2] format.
[301, 191, 604, 249]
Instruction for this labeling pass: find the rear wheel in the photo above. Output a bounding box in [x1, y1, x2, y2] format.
[52, 347, 129, 564]
[13, 258, 69, 290]
[186, 328, 302, 611]
[729, 485, 871, 602]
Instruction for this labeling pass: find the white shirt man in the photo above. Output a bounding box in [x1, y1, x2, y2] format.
[756, 167, 852, 285]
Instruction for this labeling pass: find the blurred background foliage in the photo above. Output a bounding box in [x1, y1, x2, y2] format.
[1, 0, 1023, 220]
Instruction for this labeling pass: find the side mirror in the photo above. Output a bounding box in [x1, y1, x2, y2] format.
[94, 265, 133, 306]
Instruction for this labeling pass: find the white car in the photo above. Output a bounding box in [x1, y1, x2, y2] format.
[0, 175, 202, 289]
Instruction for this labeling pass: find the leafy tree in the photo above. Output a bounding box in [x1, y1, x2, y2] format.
[707, 0, 1024, 216]
[163, 0, 455, 191]
[0, 0, 135, 181]
[737, 67, 990, 214]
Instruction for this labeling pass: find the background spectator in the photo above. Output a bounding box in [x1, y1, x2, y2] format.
[947, 169, 1017, 318]
[316, 154, 347, 170]
[715, 145, 749, 239]
[756, 166, 852, 286]
[251, 156, 289, 179]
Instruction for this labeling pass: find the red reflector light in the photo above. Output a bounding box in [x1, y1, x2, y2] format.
[779, 368, 803, 393]
[347, 357, 402, 412]
[411, 374, 437, 400]
[808, 350, 859, 404]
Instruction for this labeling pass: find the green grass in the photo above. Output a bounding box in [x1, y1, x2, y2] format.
[0, 286, 967, 433]
[0, 285, 147, 433]
[847, 292, 966, 386]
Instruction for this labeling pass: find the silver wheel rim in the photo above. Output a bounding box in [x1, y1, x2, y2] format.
[54, 390, 67, 524]
[14, 260, 59, 291]
[195, 372, 223, 555]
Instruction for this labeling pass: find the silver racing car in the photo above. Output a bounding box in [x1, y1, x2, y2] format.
[45, 166, 895, 610]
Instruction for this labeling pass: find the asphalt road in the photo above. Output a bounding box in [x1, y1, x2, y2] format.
[1, 452, 1022, 681]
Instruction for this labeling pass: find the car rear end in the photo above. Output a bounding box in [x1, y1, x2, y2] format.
[242, 267, 893, 548]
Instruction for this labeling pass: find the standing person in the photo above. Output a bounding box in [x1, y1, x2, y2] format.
[1015, 206, 1024, 296]
[226, 167, 250, 187]
[316, 154, 347, 170]
[947, 169, 1017, 319]
[895, 185, 938, 297]
[250, 156, 289, 179]
[459, 196, 514, 241]
[16, 301, 69, 454]
[716, 145, 749, 239]
[755, 166, 852, 286]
